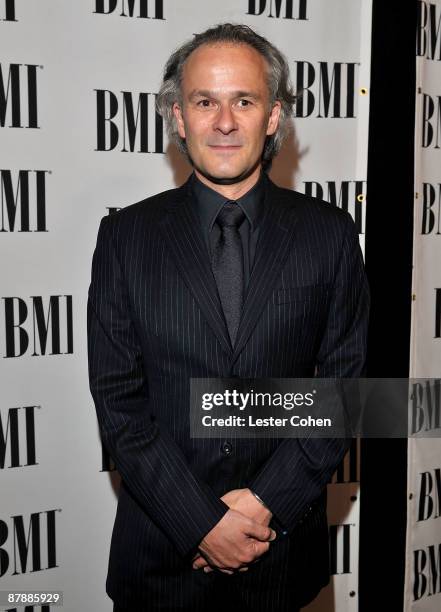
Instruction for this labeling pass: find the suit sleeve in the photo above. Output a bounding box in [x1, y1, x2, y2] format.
[248, 213, 370, 532]
[87, 215, 229, 557]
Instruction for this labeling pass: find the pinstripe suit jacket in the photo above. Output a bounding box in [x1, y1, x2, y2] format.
[87, 172, 369, 609]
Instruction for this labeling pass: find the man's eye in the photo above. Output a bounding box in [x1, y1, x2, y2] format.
[197, 99, 212, 107]
[238, 99, 251, 107]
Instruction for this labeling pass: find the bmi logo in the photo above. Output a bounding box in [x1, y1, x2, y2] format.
[1, 170, 48, 232]
[436, 288, 441, 338]
[413, 542, 441, 600]
[421, 183, 441, 235]
[1, 296, 73, 357]
[329, 523, 354, 575]
[417, 1, 441, 61]
[412, 477, 440, 612]
[0, 64, 41, 128]
[95, 90, 164, 153]
[1, 0, 16, 21]
[410, 379, 441, 433]
[0, 405, 39, 469]
[304, 180, 366, 233]
[421, 93, 441, 148]
[247, 0, 307, 20]
[94, 0, 164, 19]
[417, 468, 441, 521]
[0, 509, 59, 577]
[293, 61, 359, 118]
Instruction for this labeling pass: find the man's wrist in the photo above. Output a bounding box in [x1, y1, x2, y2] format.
[249, 489, 271, 512]
[250, 489, 269, 509]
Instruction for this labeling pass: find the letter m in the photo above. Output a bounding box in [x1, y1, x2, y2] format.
[0, 408, 20, 468]
[269, 0, 293, 18]
[0, 63, 20, 127]
[12, 512, 42, 574]
[1, 170, 31, 231]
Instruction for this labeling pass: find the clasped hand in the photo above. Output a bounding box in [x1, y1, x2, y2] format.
[192, 488, 275, 575]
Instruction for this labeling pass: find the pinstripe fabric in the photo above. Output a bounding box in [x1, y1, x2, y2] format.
[87, 173, 369, 610]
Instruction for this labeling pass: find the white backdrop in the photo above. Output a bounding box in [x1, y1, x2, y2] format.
[0, 1, 372, 610]
[405, 1, 441, 610]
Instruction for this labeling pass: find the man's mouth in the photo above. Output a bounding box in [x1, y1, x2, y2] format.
[208, 144, 242, 150]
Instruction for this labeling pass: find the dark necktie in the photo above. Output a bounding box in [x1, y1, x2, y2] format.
[211, 202, 245, 346]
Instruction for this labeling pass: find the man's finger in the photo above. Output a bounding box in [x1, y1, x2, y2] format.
[245, 522, 277, 542]
[192, 555, 209, 570]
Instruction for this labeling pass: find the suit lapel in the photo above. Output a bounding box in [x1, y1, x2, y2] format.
[158, 178, 233, 357]
[230, 178, 298, 365]
[158, 175, 298, 365]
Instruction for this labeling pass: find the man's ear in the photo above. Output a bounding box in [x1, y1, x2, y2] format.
[266, 100, 282, 136]
[172, 102, 186, 138]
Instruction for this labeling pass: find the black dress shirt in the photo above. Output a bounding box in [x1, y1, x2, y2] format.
[190, 171, 266, 288]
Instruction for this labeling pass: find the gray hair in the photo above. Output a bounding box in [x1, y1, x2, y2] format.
[156, 23, 297, 167]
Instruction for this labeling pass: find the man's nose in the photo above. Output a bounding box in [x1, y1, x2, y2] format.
[213, 104, 238, 134]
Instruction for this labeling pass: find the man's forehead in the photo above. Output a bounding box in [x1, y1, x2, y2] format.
[184, 41, 267, 69]
[181, 43, 269, 93]
[189, 40, 258, 54]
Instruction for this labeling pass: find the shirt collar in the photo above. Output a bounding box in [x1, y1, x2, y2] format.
[190, 170, 266, 234]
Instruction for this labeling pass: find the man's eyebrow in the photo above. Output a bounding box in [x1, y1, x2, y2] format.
[188, 89, 262, 100]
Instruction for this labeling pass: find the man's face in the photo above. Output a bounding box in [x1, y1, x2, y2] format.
[172, 43, 281, 184]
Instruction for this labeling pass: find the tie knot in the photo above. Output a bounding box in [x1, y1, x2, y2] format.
[216, 201, 245, 229]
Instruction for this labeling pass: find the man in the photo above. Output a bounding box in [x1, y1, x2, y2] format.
[87, 23, 369, 612]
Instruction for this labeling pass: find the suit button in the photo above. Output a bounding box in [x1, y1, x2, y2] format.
[221, 441, 233, 455]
